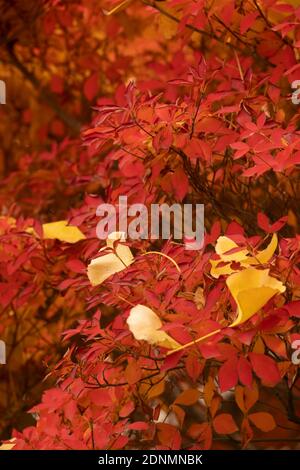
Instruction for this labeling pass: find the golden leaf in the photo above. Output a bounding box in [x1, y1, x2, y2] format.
[41, 220, 86, 243]
[246, 233, 278, 265]
[215, 236, 248, 261]
[87, 231, 133, 286]
[7, 218, 85, 243]
[226, 267, 285, 327]
[210, 233, 278, 278]
[126, 304, 181, 350]
[0, 438, 16, 450]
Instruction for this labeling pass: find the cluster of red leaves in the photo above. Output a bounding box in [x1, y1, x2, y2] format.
[10, 224, 300, 449]
[0, 0, 300, 450]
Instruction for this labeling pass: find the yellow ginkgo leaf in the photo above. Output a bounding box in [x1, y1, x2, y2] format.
[127, 304, 181, 350]
[246, 233, 278, 265]
[210, 258, 240, 278]
[211, 235, 249, 278]
[28, 220, 85, 243]
[41, 220, 86, 243]
[226, 267, 286, 327]
[87, 231, 134, 286]
[215, 236, 249, 261]
[0, 438, 16, 450]
[210, 233, 278, 278]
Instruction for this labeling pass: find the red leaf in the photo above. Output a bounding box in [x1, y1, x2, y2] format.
[59, 278, 77, 290]
[66, 259, 86, 273]
[186, 355, 204, 382]
[110, 435, 129, 450]
[284, 62, 300, 76]
[237, 356, 252, 388]
[171, 168, 189, 201]
[230, 141, 250, 159]
[119, 401, 135, 418]
[218, 356, 238, 392]
[153, 126, 173, 152]
[161, 350, 183, 372]
[89, 389, 112, 407]
[240, 12, 258, 34]
[249, 353, 281, 386]
[257, 213, 287, 233]
[283, 300, 300, 318]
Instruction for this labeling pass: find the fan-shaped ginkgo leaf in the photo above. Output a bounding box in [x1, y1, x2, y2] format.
[42, 220, 86, 243]
[227, 268, 285, 327]
[87, 231, 134, 286]
[126, 304, 181, 350]
[210, 234, 278, 278]
[26, 220, 85, 243]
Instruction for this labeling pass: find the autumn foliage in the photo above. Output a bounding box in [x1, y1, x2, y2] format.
[0, 0, 300, 450]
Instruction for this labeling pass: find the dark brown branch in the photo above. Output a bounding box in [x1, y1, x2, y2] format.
[142, 0, 240, 52]
[253, 0, 293, 49]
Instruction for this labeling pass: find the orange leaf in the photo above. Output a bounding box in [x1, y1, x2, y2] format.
[235, 384, 259, 413]
[249, 412, 276, 432]
[171, 404, 185, 428]
[203, 375, 214, 407]
[213, 413, 238, 435]
[147, 379, 165, 399]
[210, 396, 221, 419]
[125, 360, 142, 385]
[174, 389, 200, 406]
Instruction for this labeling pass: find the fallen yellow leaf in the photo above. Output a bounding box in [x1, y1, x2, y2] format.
[226, 267, 286, 327]
[210, 233, 278, 278]
[87, 231, 133, 286]
[246, 233, 278, 265]
[215, 236, 249, 261]
[0, 217, 86, 244]
[0, 438, 16, 450]
[127, 304, 181, 350]
[42, 220, 86, 243]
